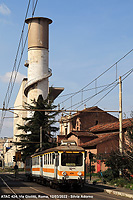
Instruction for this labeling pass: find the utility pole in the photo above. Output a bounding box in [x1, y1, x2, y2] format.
[119, 76, 122, 176]
[89, 152, 93, 181]
[119, 76, 123, 154]
[40, 126, 42, 149]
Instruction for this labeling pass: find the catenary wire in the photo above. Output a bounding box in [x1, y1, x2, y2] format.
[0, 0, 39, 134]
[66, 68, 133, 110]
[58, 49, 133, 106]
[66, 80, 118, 110]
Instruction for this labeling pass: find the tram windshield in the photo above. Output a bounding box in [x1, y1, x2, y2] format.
[61, 153, 83, 166]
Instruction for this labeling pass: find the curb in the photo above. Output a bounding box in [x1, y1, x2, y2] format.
[85, 183, 133, 199]
[105, 189, 133, 199]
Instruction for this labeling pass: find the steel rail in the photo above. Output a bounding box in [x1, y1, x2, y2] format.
[0, 176, 22, 200]
[29, 186, 59, 200]
[0, 175, 60, 200]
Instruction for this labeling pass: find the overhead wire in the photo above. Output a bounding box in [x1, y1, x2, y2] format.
[0, 0, 39, 133]
[76, 68, 133, 110]
[58, 49, 133, 106]
[58, 84, 114, 98]
[66, 80, 118, 110]
[65, 68, 133, 110]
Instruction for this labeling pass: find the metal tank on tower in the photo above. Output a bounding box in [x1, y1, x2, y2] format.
[24, 17, 53, 104]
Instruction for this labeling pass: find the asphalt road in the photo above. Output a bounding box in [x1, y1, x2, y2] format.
[0, 173, 130, 200]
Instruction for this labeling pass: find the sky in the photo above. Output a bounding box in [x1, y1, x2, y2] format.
[0, 0, 132, 138]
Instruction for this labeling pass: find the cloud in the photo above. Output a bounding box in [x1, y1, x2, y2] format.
[0, 71, 26, 83]
[0, 3, 11, 15]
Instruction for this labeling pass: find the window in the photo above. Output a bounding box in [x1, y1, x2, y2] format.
[32, 156, 39, 166]
[95, 120, 98, 125]
[46, 154, 47, 165]
[40, 156, 43, 167]
[48, 154, 49, 165]
[44, 155, 45, 165]
[50, 153, 51, 165]
[52, 153, 55, 165]
[61, 153, 83, 166]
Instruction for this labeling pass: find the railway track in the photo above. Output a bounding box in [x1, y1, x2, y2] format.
[0, 174, 60, 200]
[0, 176, 22, 200]
[0, 173, 128, 200]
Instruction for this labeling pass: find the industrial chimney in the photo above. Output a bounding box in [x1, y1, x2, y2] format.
[24, 17, 52, 104]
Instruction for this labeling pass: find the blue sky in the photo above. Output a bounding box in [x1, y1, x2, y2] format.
[0, 0, 132, 137]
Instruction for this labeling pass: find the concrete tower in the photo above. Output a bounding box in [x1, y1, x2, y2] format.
[24, 17, 52, 104]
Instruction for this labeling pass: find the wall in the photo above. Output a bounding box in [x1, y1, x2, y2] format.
[14, 79, 27, 143]
[97, 136, 119, 155]
[68, 135, 80, 145]
[72, 107, 118, 131]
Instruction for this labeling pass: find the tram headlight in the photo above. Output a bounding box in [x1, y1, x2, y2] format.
[62, 171, 67, 176]
[78, 171, 82, 176]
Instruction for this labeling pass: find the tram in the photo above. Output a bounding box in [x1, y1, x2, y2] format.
[25, 140, 86, 189]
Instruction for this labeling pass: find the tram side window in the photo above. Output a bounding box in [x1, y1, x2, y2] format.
[40, 156, 43, 167]
[32, 157, 35, 166]
[50, 153, 51, 165]
[52, 153, 55, 165]
[44, 155, 45, 165]
[37, 156, 39, 165]
[48, 154, 49, 165]
[32, 157, 34, 166]
[46, 154, 47, 165]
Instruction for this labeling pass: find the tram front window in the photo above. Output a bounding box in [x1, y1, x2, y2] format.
[61, 153, 83, 166]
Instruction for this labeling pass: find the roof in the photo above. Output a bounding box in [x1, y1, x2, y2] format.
[80, 132, 119, 148]
[49, 87, 64, 101]
[32, 145, 85, 157]
[70, 106, 101, 119]
[89, 118, 133, 133]
[67, 131, 97, 138]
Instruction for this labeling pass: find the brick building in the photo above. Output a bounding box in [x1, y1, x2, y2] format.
[58, 106, 118, 142]
[58, 106, 133, 173]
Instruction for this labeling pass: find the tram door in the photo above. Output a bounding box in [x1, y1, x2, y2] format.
[55, 153, 59, 179]
[40, 155, 43, 177]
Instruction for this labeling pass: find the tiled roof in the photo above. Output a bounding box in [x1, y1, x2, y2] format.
[80, 132, 119, 148]
[67, 131, 97, 138]
[70, 106, 101, 118]
[89, 118, 133, 133]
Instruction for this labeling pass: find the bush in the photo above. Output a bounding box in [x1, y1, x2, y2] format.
[102, 169, 116, 182]
[117, 178, 128, 187]
[110, 179, 117, 185]
[110, 178, 128, 187]
[125, 183, 132, 189]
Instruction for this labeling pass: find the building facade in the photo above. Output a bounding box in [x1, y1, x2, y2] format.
[58, 107, 133, 173]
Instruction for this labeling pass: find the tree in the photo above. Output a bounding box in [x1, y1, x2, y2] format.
[122, 117, 133, 175]
[104, 150, 131, 178]
[15, 95, 59, 161]
[105, 113, 133, 179]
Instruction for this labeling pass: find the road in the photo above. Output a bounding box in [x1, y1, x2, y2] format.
[0, 173, 130, 200]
